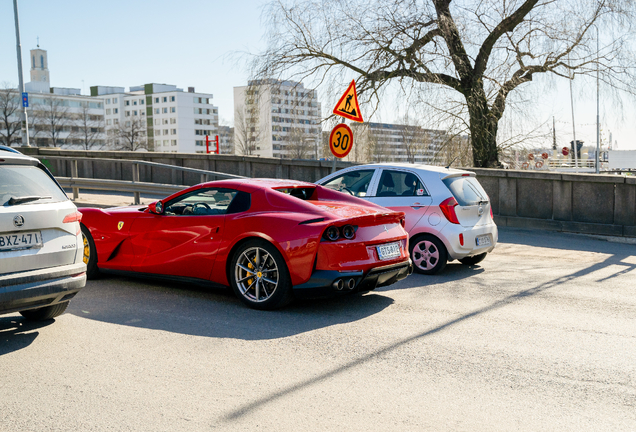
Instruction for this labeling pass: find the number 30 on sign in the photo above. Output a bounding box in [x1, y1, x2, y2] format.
[329, 123, 353, 158]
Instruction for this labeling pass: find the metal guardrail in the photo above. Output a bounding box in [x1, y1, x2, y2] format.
[36, 156, 246, 205]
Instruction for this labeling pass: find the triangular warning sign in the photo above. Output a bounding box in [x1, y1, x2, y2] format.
[332, 80, 363, 123]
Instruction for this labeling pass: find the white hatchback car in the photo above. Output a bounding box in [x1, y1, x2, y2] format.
[0, 151, 86, 320]
[317, 163, 498, 274]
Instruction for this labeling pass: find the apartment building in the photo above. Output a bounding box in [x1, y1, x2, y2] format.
[233, 79, 321, 158]
[91, 83, 218, 153]
[348, 122, 447, 164]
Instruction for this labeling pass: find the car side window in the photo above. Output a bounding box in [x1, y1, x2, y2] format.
[321, 169, 375, 197]
[164, 188, 238, 216]
[377, 170, 429, 197]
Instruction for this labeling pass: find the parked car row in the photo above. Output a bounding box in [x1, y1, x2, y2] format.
[1, 150, 496, 317]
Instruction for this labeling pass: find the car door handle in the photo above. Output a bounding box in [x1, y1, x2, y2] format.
[411, 203, 426, 208]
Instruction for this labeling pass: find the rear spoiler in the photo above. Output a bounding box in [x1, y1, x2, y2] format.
[440, 171, 476, 180]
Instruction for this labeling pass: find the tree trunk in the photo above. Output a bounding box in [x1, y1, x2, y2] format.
[466, 88, 500, 168]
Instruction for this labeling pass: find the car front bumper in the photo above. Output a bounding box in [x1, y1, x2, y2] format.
[293, 259, 413, 299]
[0, 262, 87, 316]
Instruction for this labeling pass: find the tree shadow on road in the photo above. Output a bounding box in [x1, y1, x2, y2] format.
[219, 249, 635, 423]
[0, 317, 54, 356]
[498, 227, 636, 255]
[67, 275, 394, 341]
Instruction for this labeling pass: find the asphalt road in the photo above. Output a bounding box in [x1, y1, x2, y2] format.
[1, 228, 635, 431]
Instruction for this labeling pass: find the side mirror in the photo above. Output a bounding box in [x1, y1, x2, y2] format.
[149, 201, 164, 214]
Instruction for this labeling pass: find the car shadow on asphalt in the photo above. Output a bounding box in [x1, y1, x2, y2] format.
[0, 318, 54, 356]
[377, 262, 485, 291]
[66, 275, 394, 341]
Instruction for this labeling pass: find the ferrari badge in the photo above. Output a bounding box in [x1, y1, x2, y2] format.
[118, 221, 124, 230]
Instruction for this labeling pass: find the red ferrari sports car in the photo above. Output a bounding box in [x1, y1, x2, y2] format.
[79, 179, 412, 310]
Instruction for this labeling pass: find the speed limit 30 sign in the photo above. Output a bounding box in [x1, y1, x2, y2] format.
[329, 123, 353, 158]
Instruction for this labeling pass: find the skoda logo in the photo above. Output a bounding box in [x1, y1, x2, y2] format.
[13, 215, 25, 228]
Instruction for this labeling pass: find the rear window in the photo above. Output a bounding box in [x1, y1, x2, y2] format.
[275, 187, 316, 200]
[0, 165, 67, 206]
[442, 176, 488, 206]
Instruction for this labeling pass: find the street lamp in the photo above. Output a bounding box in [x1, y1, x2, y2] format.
[12, 0, 30, 147]
[595, 24, 600, 174]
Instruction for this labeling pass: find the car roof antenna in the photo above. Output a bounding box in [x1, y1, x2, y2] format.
[445, 156, 458, 169]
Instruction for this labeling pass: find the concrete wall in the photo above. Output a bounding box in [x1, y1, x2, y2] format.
[19, 148, 636, 238]
[471, 168, 636, 238]
[21, 148, 352, 185]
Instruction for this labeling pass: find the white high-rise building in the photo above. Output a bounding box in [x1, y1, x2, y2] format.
[233, 80, 322, 159]
[91, 84, 218, 153]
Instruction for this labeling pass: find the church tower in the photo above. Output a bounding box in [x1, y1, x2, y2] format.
[25, 46, 51, 93]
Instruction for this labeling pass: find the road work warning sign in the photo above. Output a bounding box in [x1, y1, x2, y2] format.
[332, 80, 363, 123]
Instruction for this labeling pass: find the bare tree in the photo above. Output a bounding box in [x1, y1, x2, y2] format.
[285, 108, 317, 159]
[349, 122, 382, 163]
[234, 106, 258, 155]
[69, 102, 105, 150]
[256, 0, 635, 167]
[115, 117, 148, 151]
[396, 114, 432, 164]
[439, 133, 473, 168]
[0, 84, 22, 146]
[31, 96, 69, 147]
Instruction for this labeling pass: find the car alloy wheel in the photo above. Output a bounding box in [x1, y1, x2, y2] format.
[235, 246, 280, 302]
[410, 234, 447, 275]
[231, 240, 293, 310]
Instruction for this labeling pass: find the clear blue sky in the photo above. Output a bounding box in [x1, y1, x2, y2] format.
[0, 0, 267, 126]
[2, 0, 634, 150]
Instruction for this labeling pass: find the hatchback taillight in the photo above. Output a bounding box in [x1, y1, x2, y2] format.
[63, 211, 83, 234]
[439, 197, 460, 224]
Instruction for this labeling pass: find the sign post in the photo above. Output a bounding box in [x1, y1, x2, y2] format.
[329, 80, 364, 172]
[205, 135, 219, 154]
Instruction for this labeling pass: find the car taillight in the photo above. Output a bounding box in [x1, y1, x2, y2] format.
[63, 211, 83, 235]
[439, 197, 460, 224]
[459, 233, 464, 246]
[400, 217, 405, 228]
[490, 206, 493, 218]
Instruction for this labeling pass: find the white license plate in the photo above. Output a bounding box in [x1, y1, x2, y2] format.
[476, 235, 491, 246]
[377, 242, 401, 260]
[0, 231, 43, 252]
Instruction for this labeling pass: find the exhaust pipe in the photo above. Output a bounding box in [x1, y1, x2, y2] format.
[347, 278, 356, 290]
[332, 279, 345, 290]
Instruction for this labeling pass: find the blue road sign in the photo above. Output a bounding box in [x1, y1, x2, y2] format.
[22, 92, 28, 108]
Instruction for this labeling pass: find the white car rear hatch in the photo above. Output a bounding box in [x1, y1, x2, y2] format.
[0, 156, 80, 275]
[441, 174, 491, 228]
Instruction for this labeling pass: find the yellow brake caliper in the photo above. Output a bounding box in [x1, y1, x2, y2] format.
[83, 235, 90, 264]
[247, 262, 254, 286]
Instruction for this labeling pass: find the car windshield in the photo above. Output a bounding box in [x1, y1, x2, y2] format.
[0, 165, 67, 206]
[442, 176, 488, 206]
